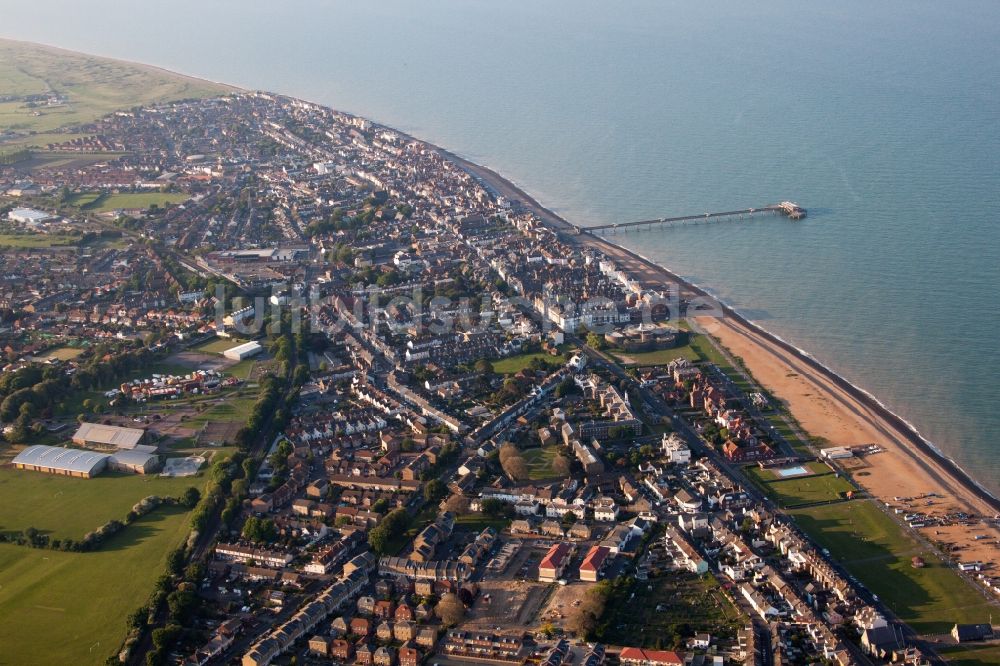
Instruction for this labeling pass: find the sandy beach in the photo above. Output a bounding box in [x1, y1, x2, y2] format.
[442, 144, 1000, 570]
[698, 315, 1000, 565]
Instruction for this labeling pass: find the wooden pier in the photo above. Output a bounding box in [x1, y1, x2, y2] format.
[580, 201, 806, 234]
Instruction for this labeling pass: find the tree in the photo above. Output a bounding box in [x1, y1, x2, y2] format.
[436, 592, 466, 627]
[181, 486, 201, 509]
[473, 358, 495, 376]
[554, 377, 576, 398]
[166, 547, 186, 576]
[552, 454, 572, 477]
[242, 516, 278, 543]
[444, 494, 470, 515]
[424, 479, 447, 504]
[127, 606, 149, 630]
[166, 589, 198, 625]
[368, 508, 410, 555]
[498, 442, 520, 464]
[151, 624, 181, 651]
[481, 498, 506, 517]
[586, 332, 606, 350]
[501, 454, 529, 481]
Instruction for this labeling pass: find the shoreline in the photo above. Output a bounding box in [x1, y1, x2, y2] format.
[437, 145, 1000, 517]
[0, 37, 242, 95]
[6, 35, 997, 548]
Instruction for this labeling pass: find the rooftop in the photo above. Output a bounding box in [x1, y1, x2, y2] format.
[13, 444, 110, 474]
[73, 422, 145, 449]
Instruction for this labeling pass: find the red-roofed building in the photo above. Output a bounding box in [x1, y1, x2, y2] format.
[538, 543, 574, 582]
[618, 647, 683, 666]
[399, 643, 422, 666]
[579, 545, 612, 582]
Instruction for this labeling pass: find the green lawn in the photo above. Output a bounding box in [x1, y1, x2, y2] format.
[790, 500, 996, 634]
[88, 192, 189, 213]
[0, 131, 94, 150]
[610, 345, 699, 367]
[0, 38, 233, 133]
[183, 394, 257, 429]
[195, 336, 252, 354]
[746, 461, 854, 507]
[522, 445, 561, 480]
[491, 351, 565, 375]
[454, 513, 512, 531]
[226, 359, 257, 380]
[0, 233, 80, 248]
[41, 346, 85, 361]
[0, 506, 192, 666]
[0, 467, 201, 540]
[937, 644, 1000, 666]
[689, 333, 754, 393]
[65, 191, 102, 207]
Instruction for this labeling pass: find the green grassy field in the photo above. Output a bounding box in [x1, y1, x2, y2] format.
[41, 345, 85, 361]
[491, 351, 565, 375]
[65, 191, 102, 207]
[195, 336, 251, 354]
[0, 38, 233, 134]
[0, 233, 81, 248]
[183, 394, 257, 429]
[454, 513, 512, 531]
[0, 467, 201, 540]
[0, 131, 94, 150]
[88, 192, 189, 212]
[0, 506, 192, 666]
[937, 644, 1000, 666]
[522, 445, 561, 480]
[610, 345, 699, 366]
[746, 461, 854, 507]
[790, 500, 996, 634]
[226, 359, 257, 380]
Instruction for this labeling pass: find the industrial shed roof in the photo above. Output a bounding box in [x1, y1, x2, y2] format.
[12, 445, 110, 475]
[73, 422, 145, 449]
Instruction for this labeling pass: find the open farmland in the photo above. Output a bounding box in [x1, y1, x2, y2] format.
[0, 38, 233, 134]
[0, 466, 200, 540]
[0, 506, 192, 666]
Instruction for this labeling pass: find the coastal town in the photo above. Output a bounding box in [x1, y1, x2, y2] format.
[1, 85, 999, 666]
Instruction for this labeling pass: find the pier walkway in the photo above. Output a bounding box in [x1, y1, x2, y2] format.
[581, 201, 805, 234]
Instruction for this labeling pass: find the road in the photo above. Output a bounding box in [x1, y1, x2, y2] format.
[128, 353, 299, 666]
[573, 337, 955, 663]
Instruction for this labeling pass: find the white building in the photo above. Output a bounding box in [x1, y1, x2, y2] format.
[8, 207, 55, 225]
[662, 433, 691, 465]
[223, 340, 263, 360]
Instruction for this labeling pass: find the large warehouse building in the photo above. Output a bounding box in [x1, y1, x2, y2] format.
[72, 422, 146, 450]
[12, 445, 160, 478]
[107, 449, 161, 474]
[13, 445, 110, 478]
[222, 340, 262, 361]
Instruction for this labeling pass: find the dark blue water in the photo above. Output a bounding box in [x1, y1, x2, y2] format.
[4, 0, 999, 492]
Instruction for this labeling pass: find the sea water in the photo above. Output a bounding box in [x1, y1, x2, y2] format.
[4, 0, 999, 492]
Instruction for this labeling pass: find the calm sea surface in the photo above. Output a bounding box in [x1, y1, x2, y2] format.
[4, 0, 1000, 493]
